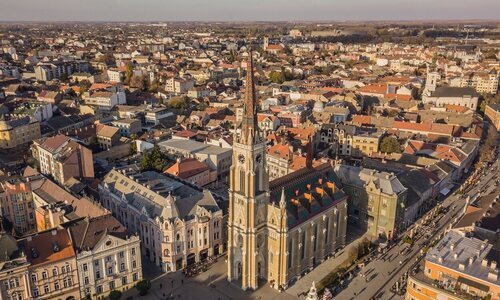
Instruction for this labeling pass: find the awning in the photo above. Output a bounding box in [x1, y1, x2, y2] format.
[457, 276, 490, 292]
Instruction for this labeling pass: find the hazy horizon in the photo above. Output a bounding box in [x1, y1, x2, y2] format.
[1, 0, 500, 22]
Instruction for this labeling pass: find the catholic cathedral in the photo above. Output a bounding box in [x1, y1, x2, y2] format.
[227, 51, 348, 290]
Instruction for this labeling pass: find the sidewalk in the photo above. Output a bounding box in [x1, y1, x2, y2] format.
[285, 227, 368, 299]
[121, 256, 295, 300]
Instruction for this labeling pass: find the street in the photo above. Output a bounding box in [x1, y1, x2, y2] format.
[333, 157, 500, 300]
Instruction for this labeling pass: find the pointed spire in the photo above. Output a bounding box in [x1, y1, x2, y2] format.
[244, 49, 257, 120]
[279, 187, 286, 208]
[240, 49, 259, 145]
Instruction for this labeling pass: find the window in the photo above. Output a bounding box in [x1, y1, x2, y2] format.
[96, 285, 103, 294]
[132, 273, 138, 282]
[96, 270, 101, 280]
[43, 284, 50, 294]
[122, 277, 127, 285]
[132, 260, 137, 268]
[31, 274, 37, 283]
[131, 248, 136, 256]
[300, 231, 306, 260]
[33, 288, 39, 297]
[109, 280, 115, 290]
[64, 278, 71, 288]
[120, 263, 125, 272]
[107, 266, 113, 276]
[94, 260, 99, 266]
[84, 277, 89, 285]
[52, 268, 58, 277]
[119, 251, 124, 258]
[106, 256, 112, 262]
[54, 281, 59, 290]
[42, 271, 48, 279]
[82, 263, 88, 272]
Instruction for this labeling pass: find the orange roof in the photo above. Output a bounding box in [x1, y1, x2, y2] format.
[173, 130, 197, 139]
[358, 84, 387, 95]
[267, 143, 292, 161]
[266, 45, 284, 50]
[446, 104, 470, 113]
[89, 83, 112, 91]
[289, 156, 322, 171]
[320, 87, 344, 94]
[351, 114, 372, 125]
[384, 93, 412, 101]
[258, 114, 277, 122]
[25, 229, 75, 266]
[286, 127, 316, 141]
[165, 158, 209, 179]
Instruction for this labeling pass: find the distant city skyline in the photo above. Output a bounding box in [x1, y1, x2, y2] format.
[1, 0, 499, 22]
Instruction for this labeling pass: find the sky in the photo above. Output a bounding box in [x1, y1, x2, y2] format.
[1, 0, 499, 22]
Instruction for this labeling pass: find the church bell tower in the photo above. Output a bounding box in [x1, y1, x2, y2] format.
[227, 50, 269, 290]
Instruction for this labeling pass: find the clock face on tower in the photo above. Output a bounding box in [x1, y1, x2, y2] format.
[238, 154, 245, 164]
[256, 154, 262, 163]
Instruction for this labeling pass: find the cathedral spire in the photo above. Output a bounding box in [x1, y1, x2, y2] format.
[240, 49, 258, 145]
[279, 187, 286, 209]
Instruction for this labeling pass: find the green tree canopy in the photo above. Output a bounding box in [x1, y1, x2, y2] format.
[136, 279, 152, 296]
[108, 290, 122, 300]
[380, 136, 401, 154]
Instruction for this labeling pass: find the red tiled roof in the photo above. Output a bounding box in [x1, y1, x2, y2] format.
[165, 158, 209, 178]
[25, 229, 75, 266]
[267, 143, 292, 161]
[358, 84, 386, 95]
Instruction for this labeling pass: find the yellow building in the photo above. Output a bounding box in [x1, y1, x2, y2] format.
[485, 103, 500, 131]
[0, 115, 41, 149]
[351, 131, 381, 157]
[227, 52, 348, 291]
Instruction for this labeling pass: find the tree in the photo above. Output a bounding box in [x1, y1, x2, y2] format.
[130, 140, 137, 155]
[268, 71, 284, 83]
[124, 62, 134, 84]
[136, 279, 152, 296]
[478, 126, 498, 165]
[108, 290, 122, 300]
[79, 80, 92, 95]
[380, 136, 401, 154]
[348, 244, 359, 261]
[130, 75, 146, 90]
[169, 96, 189, 109]
[140, 146, 169, 172]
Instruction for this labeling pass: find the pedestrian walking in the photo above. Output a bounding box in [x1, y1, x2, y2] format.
[181, 279, 184, 285]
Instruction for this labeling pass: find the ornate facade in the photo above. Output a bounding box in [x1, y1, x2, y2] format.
[227, 52, 348, 290]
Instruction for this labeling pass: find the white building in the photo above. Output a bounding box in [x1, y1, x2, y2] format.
[66, 215, 142, 300]
[423, 86, 479, 110]
[99, 167, 224, 273]
[165, 77, 195, 94]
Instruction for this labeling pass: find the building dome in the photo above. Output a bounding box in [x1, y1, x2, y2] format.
[313, 100, 324, 113]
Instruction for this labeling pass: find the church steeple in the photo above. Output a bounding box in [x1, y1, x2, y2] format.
[240, 50, 259, 145]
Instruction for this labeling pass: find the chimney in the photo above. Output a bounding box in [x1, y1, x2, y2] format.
[488, 271, 498, 281]
[491, 261, 497, 270]
[482, 259, 488, 267]
[51, 230, 57, 236]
